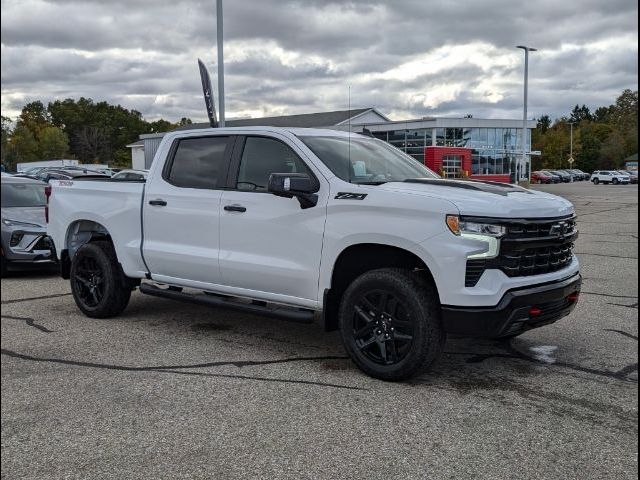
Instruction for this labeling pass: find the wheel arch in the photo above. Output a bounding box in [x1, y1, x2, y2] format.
[322, 243, 439, 331]
[60, 219, 113, 279]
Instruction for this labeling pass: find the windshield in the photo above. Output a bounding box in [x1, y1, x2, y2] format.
[1, 183, 46, 207]
[299, 135, 439, 184]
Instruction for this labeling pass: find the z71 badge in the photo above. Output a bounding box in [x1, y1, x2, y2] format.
[335, 192, 367, 200]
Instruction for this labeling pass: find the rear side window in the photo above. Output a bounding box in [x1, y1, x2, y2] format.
[236, 137, 312, 191]
[166, 136, 229, 189]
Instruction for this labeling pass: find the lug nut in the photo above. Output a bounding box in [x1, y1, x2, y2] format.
[390, 327, 394, 332]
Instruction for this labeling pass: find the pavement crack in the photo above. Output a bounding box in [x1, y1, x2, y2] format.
[581, 291, 637, 299]
[604, 329, 639, 341]
[1, 293, 73, 305]
[606, 302, 639, 310]
[0, 349, 361, 390]
[444, 342, 638, 383]
[574, 252, 638, 260]
[1, 315, 53, 333]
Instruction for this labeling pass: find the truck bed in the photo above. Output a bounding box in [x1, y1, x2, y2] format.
[47, 179, 148, 278]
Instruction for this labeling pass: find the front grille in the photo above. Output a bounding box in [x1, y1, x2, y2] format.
[465, 215, 577, 287]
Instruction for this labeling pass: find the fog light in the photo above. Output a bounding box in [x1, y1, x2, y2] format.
[10, 232, 23, 247]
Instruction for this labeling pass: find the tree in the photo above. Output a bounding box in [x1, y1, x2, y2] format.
[16, 101, 50, 139]
[536, 115, 551, 133]
[9, 125, 39, 165]
[1, 116, 13, 166]
[38, 126, 70, 159]
[599, 130, 626, 168]
[569, 104, 592, 123]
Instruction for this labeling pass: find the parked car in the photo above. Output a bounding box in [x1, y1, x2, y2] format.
[531, 171, 554, 184]
[548, 170, 572, 183]
[572, 169, 590, 181]
[111, 169, 149, 181]
[1, 176, 55, 276]
[557, 169, 581, 182]
[33, 168, 109, 183]
[540, 170, 562, 183]
[626, 170, 639, 183]
[590, 171, 630, 185]
[48, 127, 581, 380]
[615, 170, 638, 184]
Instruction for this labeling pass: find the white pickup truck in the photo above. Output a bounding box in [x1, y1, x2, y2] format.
[47, 127, 581, 380]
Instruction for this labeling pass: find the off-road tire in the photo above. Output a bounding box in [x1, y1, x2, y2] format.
[339, 268, 445, 381]
[70, 241, 132, 318]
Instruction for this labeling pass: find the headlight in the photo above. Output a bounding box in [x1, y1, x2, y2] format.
[2, 218, 42, 228]
[445, 215, 506, 237]
[446, 215, 504, 259]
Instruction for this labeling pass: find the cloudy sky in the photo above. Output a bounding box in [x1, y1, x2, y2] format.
[1, 0, 638, 123]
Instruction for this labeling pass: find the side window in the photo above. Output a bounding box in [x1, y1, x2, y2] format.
[166, 136, 229, 189]
[236, 137, 311, 191]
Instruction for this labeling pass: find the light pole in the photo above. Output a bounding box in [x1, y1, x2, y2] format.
[567, 121, 575, 168]
[516, 45, 537, 184]
[216, 0, 225, 126]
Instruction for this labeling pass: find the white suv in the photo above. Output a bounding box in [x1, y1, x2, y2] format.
[590, 171, 630, 185]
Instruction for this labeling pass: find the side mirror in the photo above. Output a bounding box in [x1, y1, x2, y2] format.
[268, 173, 319, 209]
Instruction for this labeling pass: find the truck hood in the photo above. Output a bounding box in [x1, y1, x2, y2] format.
[379, 179, 574, 218]
[1, 206, 47, 228]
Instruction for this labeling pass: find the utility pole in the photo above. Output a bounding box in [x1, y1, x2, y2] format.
[516, 45, 537, 184]
[216, 0, 225, 127]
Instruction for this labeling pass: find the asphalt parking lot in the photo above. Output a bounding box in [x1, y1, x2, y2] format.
[1, 181, 637, 480]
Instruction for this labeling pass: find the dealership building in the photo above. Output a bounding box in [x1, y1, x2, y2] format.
[129, 107, 535, 183]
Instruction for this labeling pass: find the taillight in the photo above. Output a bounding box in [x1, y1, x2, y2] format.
[567, 293, 579, 302]
[529, 307, 542, 316]
[44, 185, 52, 223]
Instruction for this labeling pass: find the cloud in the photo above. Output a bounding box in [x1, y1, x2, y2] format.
[1, 0, 637, 123]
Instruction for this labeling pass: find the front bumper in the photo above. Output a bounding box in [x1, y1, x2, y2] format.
[441, 273, 581, 338]
[1, 230, 56, 265]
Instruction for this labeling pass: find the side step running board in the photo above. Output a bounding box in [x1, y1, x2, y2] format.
[139, 283, 315, 324]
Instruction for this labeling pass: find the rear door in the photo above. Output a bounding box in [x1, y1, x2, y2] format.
[218, 134, 328, 304]
[143, 135, 233, 285]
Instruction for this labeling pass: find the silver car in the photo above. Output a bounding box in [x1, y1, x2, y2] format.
[1, 176, 55, 276]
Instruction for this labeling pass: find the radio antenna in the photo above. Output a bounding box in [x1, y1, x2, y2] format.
[348, 85, 352, 183]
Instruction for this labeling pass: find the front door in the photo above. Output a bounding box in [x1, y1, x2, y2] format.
[219, 135, 327, 304]
[143, 135, 233, 285]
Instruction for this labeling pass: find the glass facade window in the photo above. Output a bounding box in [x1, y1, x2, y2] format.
[367, 124, 531, 182]
[406, 129, 425, 149]
[373, 131, 388, 142]
[388, 130, 406, 151]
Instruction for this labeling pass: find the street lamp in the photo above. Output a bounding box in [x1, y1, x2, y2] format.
[216, 0, 225, 126]
[516, 45, 537, 184]
[567, 122, 575, 170]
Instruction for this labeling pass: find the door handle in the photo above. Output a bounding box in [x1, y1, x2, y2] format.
[224, 204, 247, 212]
[149, 199, 167, 206]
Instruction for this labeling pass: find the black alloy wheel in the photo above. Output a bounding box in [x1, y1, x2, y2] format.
[73, 255, 105, 307]
[350, 290, 415, 366]
[70, 241, 132, 318]
[613, 178, 619, 185]
[339, 268, 445, 381]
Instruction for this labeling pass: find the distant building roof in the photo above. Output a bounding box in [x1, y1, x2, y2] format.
[173, 108, 388, 131]
[624, 153, 638, 162]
